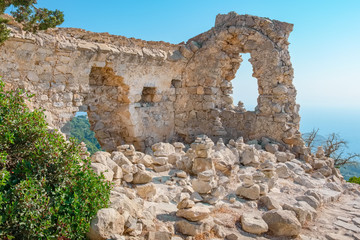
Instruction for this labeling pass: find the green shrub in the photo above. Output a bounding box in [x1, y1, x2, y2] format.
[0, 77, 111, 239]
[348, 176, 360, 185]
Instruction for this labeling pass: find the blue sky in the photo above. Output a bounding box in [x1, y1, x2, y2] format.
[17, 1, 360, 150]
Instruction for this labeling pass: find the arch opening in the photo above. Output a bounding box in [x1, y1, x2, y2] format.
[61, 111, 102, 155]
[231, 53, 258, 112]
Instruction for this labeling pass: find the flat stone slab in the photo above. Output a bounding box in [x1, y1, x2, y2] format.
[334, 220, 360, 233]
[317, 189, 342, 203]
[325, 233, 354, 240]
[353, 218, 360, 226]
[337, 216, 352, 222]
[350, 212, 360, 218]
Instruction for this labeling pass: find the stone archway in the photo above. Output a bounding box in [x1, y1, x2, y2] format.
[174, 13, 302, 146]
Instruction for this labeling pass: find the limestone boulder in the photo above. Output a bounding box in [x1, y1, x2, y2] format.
[192, 179, 216, 194]
[294, 175, 316, 188]
[111, 151, 132, 167]
[275, 151, 288, 163]
[236, 184, 260, 200]
[176, 206, 210, 221]
[295, 195, 320, 209]
[283, 201, 317, 225]
[106, 158, 123, 179]
[175, 220, 211, 236]
[147, 231, 172, 240]
[152, 142, 175, 157]
[154, 164, 171, 172]
[285, 161, 305, 175]
[241, 213, 268, 235]
[259, 196, 282, 210]
[88, 208, 125, 240]
[110, 193, 141, 218]
[136, 183, 156, 200]
[192, 157, 214, 174]
[318, 165, 333, 177]
[138, 154, 153, 168]
[91, 163, 114, 181]
[132, 170, 152, 184]
[241, 146, 260, 166]
[176, 156, 193, 173]
[91, 151, 111, 165]
[276, 163, 292, 179]
[177, 199, 195, 209]
[262, 209, 301, 237]
[153, 156, 168, 166]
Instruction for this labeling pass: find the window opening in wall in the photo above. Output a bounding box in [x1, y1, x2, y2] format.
[231, 53, 258, 111]
[140, 87, 157, 106]
[171, 79, 182, 88]
[62, 112, 102, 155]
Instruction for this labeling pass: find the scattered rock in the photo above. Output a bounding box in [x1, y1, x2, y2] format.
[136, 183, 156, 200]
[176, 206, 210, 221]
[236, 184, 260, 200]
[88, 208, 125, 240]
[259, 196, 282, 210]
[132, 171, 152, 184]
[241, 213, 268, 234]
[262, 209, 301, 237]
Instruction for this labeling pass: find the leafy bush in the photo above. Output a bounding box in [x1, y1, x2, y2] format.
[67, 115, 102, 155]
[348, 176, 360, 185]
[0, 77, 111, 239]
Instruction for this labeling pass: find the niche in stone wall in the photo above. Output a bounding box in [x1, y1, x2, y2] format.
[140, 87, 157, 106]
[231, 53, 258, 111]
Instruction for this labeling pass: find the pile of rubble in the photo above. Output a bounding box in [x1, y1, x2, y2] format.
[87, 135, 360, 240]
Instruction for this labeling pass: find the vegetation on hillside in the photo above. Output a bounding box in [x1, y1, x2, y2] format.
[348, 176, 360, 185]
[0, 0, 64, 44]
[303, 128, 360, 167]
[303, 129, 360, 182]
[67, 114, 102, 155]
[0, 77, 111, 239]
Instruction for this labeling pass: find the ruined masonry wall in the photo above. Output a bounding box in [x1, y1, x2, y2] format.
[0, 12, 303, 151]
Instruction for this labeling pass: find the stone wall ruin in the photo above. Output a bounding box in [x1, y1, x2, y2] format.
[0, 12, 303, 152]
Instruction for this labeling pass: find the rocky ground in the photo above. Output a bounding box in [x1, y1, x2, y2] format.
[84, 135, 360, 240]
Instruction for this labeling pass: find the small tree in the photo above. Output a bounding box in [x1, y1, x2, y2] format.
[303, 129, 360, 167]
[0, 77, 111, 239]
[0, 0, 64, 44]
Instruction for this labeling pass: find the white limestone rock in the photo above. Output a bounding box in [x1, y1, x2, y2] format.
[88, 208, 125, 240]
[241, 213, 268, 235]
[262, 209, 301, 237]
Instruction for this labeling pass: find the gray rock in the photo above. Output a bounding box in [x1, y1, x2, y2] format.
[176, 206, 210, 221]
[175, 220, 210, 236]
[259, 196, 282, 210]
[295, 195, 320, 209]
[132, 170, 152, 184]
[262, 209, 301, 237]
[241, 213, 268, 234]
[283, 201, 317, 225]
[236, 184, 260, 200]
[294, 175, 316, 188]
[88, 208, 125, 240]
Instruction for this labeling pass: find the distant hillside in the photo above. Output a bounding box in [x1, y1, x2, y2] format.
[69, 115, 102, 155]
[340, 164, 360, 180]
